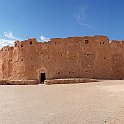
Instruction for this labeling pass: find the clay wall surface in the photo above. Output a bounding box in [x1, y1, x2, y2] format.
[0, 35, 124, 82]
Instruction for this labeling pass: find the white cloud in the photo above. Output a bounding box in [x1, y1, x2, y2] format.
[40, 35, 50, 42]
[0, 31, 21, 48]
[4, 32, 21, 40]
[74, 5, 94, 29]
[0, 39, 14, 48]
[0, 32, 50, 48]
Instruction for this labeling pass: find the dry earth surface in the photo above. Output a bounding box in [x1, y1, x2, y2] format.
[0, 80, 124, 124]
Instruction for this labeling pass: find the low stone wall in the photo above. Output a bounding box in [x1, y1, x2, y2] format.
[0, 80, 38, 85]
[0, 78, 98, 85]
[44, 78, 98, 85]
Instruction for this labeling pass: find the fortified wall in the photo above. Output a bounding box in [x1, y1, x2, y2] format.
[0, 35, 124, 83]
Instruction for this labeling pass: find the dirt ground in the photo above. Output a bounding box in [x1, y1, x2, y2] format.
[0, 80, 124, 124]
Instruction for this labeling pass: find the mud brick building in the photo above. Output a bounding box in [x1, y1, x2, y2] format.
[0, 35, 123, 83]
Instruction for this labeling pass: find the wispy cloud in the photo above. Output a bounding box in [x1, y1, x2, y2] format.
[4, 31, 21, 40]
[74, 5, 94, 29]
[40, 35, 50, 42]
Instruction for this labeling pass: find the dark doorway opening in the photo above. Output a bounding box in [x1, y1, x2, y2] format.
[40, 73, 46, 83]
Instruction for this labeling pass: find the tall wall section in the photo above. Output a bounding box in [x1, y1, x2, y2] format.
[0, 35, 124, 82]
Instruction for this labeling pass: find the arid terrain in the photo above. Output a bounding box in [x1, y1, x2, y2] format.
[0, 80, 124, 124]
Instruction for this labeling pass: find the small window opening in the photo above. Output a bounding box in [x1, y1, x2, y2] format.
[103, 42, 104, 44]
[69, 71, 70, 74]
[77, 42, 78, 43]
[104, 57, 106, 59]
[87, 54, 89, 56]
[40, 73, 46, 83]
[58, 72, 60, 74]
[21, 59, 23, 61]
[85, 40, 89, 44]
[74, 55, 75, 58]
[61, 55, 62, 57]
[21, 45, 23, 47]
[15, 44, 17, 47]
[86, 71, 88, 73]
[73, 72, 74, 73]
[41, 52, 42, 54]
[100, 42, 101, 44]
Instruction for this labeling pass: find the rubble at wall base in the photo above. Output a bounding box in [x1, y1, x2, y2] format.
[0, 80, 38, 85]
[44, 78, 98, 85]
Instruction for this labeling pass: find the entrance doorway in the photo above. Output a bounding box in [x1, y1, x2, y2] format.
[40, 73, 46, 83]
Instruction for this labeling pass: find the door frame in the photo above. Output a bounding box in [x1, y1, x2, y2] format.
[38, 67, 47, 83]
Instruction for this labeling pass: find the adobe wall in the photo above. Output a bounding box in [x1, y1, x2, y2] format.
[0, 35, 124, 82]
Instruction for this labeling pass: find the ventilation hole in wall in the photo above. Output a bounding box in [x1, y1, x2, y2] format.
[29, 41, 32, 45]
[87, 54, 89, 56]
[73, 72, 74, 74]
[61, 55, 62, 57]
[100, 42, 101, 44]
[104, 57, 106, 59]
[103, 42, 104, 44]
[48, 57, 49, 59]
[86, 71, 88, 73]
[21, 59, 23, 61]
[74, 55, 75, 58]
[55, 42, 56, 44]
[85, 40, 89, 44]
[58, 72, 60, 74]
[41, 52, 42, 54]
[21, 45, 23, 47]
[77, 42, 78, 43]
[69, 71, 70, 74]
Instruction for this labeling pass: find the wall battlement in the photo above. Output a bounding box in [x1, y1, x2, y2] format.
[0, 35, 124, 83]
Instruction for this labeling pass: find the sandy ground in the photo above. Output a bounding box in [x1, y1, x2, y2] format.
[0, 80, 124, 124]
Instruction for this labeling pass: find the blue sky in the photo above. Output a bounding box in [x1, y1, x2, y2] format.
[0, 0, 124, 47]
